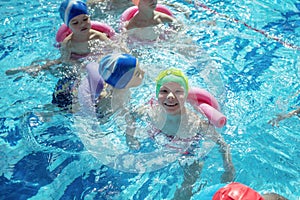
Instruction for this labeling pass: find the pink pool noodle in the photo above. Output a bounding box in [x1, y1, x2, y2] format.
[187, 87, 227, 128]
[56, 21, 115, 43]
[121, 4, 173, 22]
[197, 103, 227, 128]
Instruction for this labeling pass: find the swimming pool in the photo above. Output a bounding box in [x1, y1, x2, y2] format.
[1, 0, 299, 199]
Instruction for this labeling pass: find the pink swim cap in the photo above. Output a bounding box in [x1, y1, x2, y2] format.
[213, 182, 264, 200]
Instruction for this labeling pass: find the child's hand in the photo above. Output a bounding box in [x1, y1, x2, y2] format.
[268, 114, 285, 127]
[126, 134, 140, 150]
[6, 68, 23, 76]
[221, 170, 235, 183]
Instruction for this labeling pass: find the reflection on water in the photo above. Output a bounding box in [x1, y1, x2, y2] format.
[1, 0, 300, 199]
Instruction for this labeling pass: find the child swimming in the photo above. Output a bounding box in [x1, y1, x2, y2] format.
[34, 53, 143, 138]
[58, 0, 109, 61]
[5, 0, 122, 76]
[268, 107, 300, 126]
[77, 53, 144, 122]
[129, 68, 235, 200]
[75, 53, 144, 149]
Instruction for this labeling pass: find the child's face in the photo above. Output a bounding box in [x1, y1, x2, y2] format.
[158, 82, 186, 115]
[125, 64, 145, 88]
[69, 14, 91, 34]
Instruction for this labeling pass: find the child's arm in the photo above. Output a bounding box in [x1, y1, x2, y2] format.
[124, 110, 141, 150]
[156, 11, 184, 32]
[5, 59, 62, 76]
[124, 104, 150, 150]
[217, 136, 236, 183]
[203, 123, 235, 182]
[6, 40, 71, 76]
[6, 36, 79, 76]
[268, 107, 300, 127]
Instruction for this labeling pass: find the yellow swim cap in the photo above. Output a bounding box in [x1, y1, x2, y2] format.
[156, 68, 189, 97]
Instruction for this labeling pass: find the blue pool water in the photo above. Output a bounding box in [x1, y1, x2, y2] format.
[1, 0, 300, 199]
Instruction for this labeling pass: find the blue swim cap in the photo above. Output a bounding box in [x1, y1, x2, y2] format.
[99, 54, 137, 89]
[59, 0, 88, 26]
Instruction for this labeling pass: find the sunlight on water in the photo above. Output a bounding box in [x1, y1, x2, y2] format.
[0, 0, 300, 199]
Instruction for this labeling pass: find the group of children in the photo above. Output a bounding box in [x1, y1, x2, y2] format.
[5, 0, 291, 199]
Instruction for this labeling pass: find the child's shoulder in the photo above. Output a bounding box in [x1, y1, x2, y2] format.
[154, 10, 176, 23]
[90, 29, 110, 41]
[185, 109, 214, 132]
[61, 34, 73, 46]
